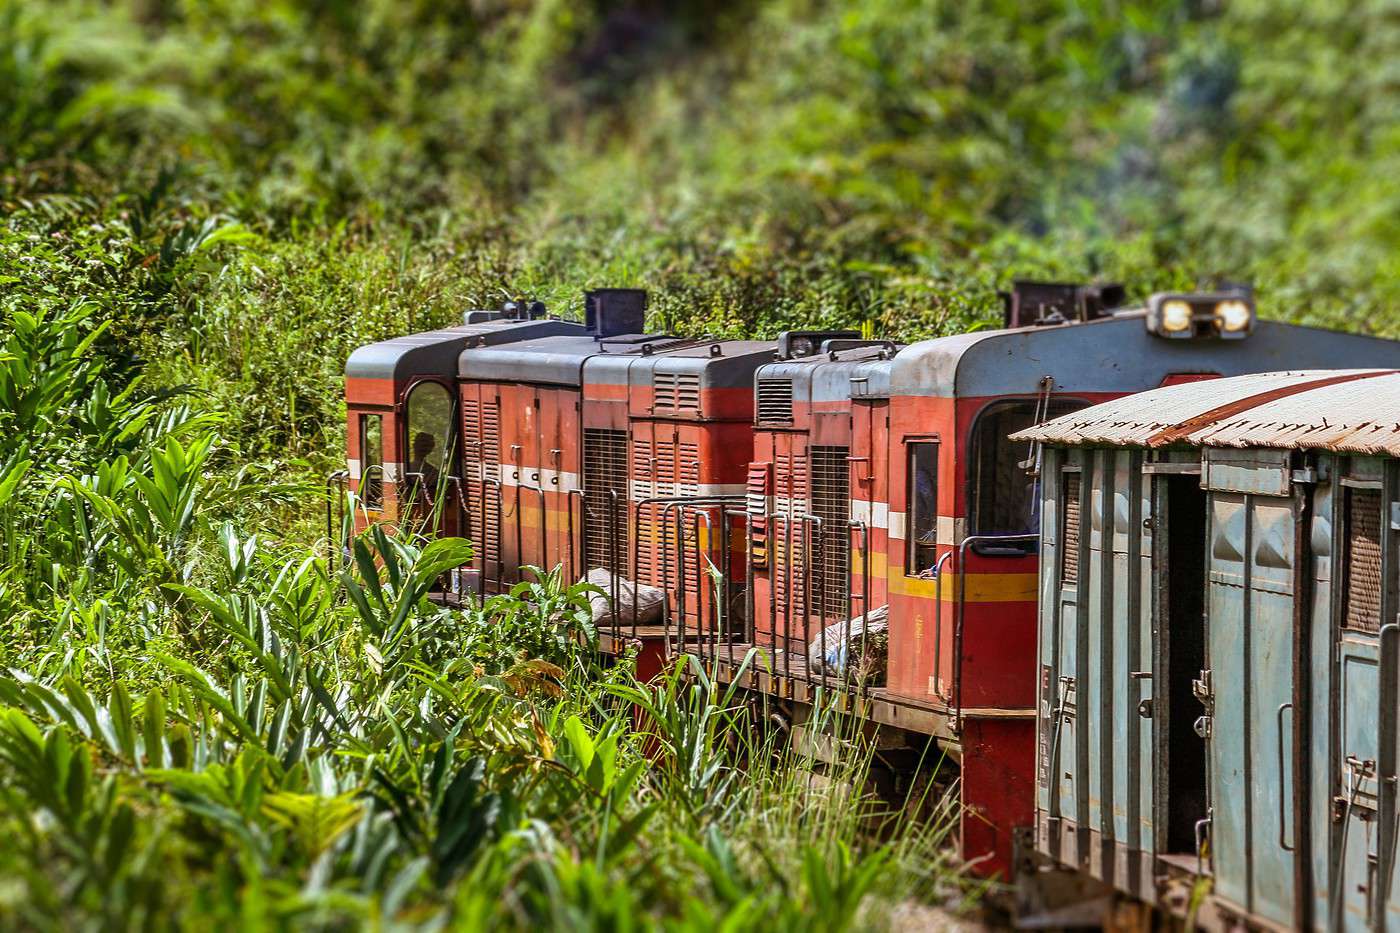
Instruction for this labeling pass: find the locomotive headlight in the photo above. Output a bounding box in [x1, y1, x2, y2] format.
[1148, 290, 1254, 339]
[1214, 299, 1253, 334]
[1160, 300, 1193, 334]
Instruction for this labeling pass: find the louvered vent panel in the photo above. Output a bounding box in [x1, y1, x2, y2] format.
[654, 438, 677, 497]
[757, 379, 794, 423]
[773, 454, 807, 636]
[583, 429, 629, 575]
[1344, 487, 1383, 633]
[747, 463, 771, 569]
[781, 454, 809, 518]
[810, 447, 851, 620]
[632, 439, 654, 502]
[654, 372, 702, 413]
[773, 522, 807, 637]
[460, 399, 482, 483]
[632, 438, 657, 584]
[479, 399, 502, 575]
[1061, 473, 1081, 586]
[678, 442, 701, 496]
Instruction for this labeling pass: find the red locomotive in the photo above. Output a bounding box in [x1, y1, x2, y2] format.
[342, 282, 1400, 884]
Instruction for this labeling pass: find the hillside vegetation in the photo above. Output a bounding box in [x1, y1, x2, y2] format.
[2, 0, 1396, 927]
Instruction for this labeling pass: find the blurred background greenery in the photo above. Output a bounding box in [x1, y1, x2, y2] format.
[6, 0, 1398, 469]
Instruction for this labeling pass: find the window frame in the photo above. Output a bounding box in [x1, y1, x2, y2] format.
[401, 377, 458, 500]
[966, 396, 1089, 557]
[359, 412, 385, 510]
[904, 436, 940, 578]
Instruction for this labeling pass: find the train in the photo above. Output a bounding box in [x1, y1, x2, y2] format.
[339, 283, 1400, 926]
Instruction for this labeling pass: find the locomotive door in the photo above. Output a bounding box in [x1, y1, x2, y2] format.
[1202, 465, 1297, 927]
[1329, 469, 1393, 931]
[402, 380, 457, 538]
[498, 382, 540, 584]
[535, 387, 574, 579]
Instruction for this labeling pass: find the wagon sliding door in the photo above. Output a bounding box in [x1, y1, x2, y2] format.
[1201, 449, 1298, 927]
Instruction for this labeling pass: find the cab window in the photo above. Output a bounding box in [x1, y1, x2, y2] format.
[969, 399, 1086, 552]
[906, 442, 938, 575]
[405, 382, 454, 498]
[360, 414, 384, 509]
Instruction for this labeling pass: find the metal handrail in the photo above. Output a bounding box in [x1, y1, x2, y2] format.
[356, 463, 387, 525]
[628, 494, 743, 646]
[848, 520, 870, 695]
[325, 470, 349, 563]
[929, 549, 956, 701]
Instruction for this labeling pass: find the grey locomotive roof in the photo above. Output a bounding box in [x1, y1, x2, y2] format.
[1015, 369, 1400, 455]
[891, 314, 1400, 398]
[460, 335, 778, 387]
[755, 345, 898, 402]
[346, 318, 582, 381]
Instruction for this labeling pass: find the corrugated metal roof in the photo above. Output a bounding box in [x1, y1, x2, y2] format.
[1015, 369, 1400, 454]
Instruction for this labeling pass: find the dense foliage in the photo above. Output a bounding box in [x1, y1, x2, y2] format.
[2, 0, 1393, 926]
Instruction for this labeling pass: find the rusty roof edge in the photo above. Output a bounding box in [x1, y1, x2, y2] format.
[1144, 370, 1400, 448]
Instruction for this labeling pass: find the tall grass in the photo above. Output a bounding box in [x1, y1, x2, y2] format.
[0, 301, 970, 928]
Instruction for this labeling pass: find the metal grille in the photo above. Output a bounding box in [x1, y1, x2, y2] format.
[583, 429, 628, 575]
[1344, 487, 1383, 633]
[461, 396, 502, 576]
[810, 446, 851, 619]
[1061, 473, 1080, 586]
[654, 372, 701, 413]
[757, 379, 794, 423]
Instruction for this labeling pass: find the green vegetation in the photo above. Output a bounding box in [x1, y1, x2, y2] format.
[2, 0, 1394, 926]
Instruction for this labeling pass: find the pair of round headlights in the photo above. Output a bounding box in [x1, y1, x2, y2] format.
[1159, 298, 1252, 334]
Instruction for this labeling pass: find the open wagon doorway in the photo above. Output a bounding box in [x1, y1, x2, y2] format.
[1156, 472, 1208, 857]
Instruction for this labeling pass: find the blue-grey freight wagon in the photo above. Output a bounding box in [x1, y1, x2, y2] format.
[1016, 368, 1400, 930]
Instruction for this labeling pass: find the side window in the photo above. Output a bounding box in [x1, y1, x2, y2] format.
[405, 382, 454, 498]
[360, 414, 384, 509]
[906, 442, 938, 576]
[1342, 486, 1382, 634]
[970, 398, 1088, 553]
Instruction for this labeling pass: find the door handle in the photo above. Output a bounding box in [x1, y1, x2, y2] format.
[1277, 702, 1293, 851]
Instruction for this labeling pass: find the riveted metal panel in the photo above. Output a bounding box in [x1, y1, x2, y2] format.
[1202, 447, 1291, 496]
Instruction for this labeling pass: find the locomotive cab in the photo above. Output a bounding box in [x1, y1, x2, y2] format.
[341, 308, 580, 540]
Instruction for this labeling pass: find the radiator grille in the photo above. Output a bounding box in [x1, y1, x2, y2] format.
[810, 446, 851, 619]
[1344, 487, 1382, 633]
[654, 372, 701, 413]
[1061, 473, 1081, 586]
[583, 429, 628, 575]
[757, 379, 794, 423]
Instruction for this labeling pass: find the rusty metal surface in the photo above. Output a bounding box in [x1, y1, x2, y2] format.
[1015, 369, 1400, 453]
